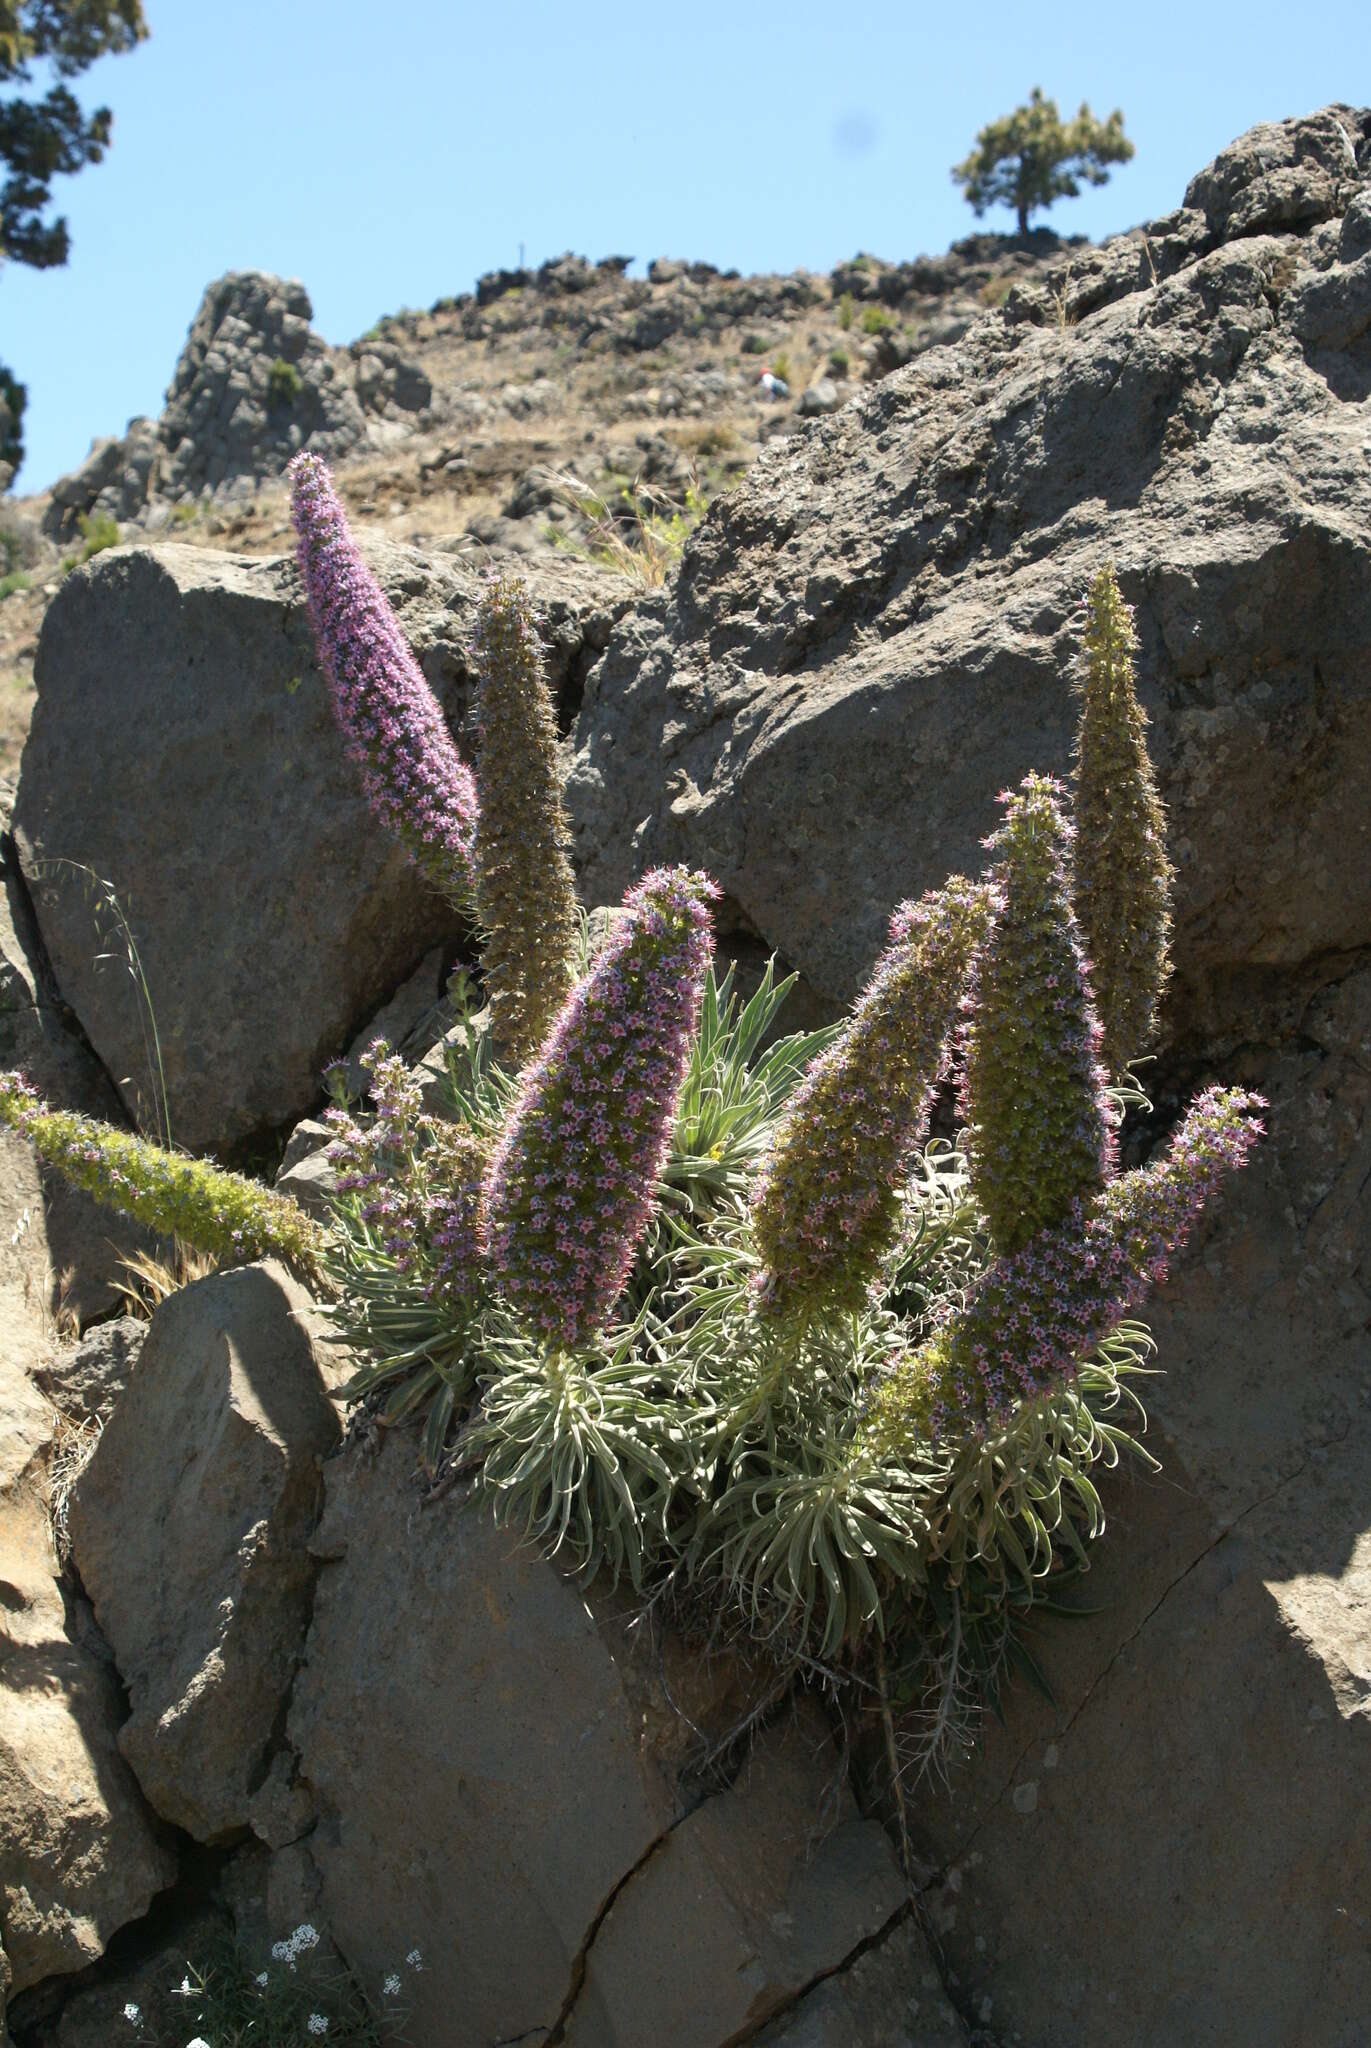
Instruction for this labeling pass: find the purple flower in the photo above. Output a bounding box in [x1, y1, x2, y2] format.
[751, 877, 993, 1317]
[485, 868, 719, 1350]
[289, 452, 477, 907]
[866, 1086, 1265, 1444]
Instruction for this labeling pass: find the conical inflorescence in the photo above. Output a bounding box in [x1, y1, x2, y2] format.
[1072, 566, 1174, 1074]
[960, 773, 1116, 1255]
[484, 867, 718, 1350]
[0, 1071, 325, 1280]
[470, 575, 580, 1067]
[751, 877, 994, 1318]
[289, 452, 478, 908]
[864, 1085, 1265, 1443]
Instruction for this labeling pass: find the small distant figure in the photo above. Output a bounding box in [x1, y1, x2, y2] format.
[758, 366, 790, 401]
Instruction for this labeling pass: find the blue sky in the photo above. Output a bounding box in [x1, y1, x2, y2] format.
[4, 0, 1368, 492]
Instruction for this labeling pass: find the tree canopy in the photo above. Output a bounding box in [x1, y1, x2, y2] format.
[951, 88, 1133, 237]
[0, 1, 146, 482]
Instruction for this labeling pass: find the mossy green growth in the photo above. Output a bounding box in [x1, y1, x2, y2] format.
[1073, 565, 1174, 1073]
[470, 575, 580, 1066]
[267, 356, 303, 409]
[960, 773, 1115, 1255]
[0, 1072, 325, 1281]
[751, 877, 993, 1319]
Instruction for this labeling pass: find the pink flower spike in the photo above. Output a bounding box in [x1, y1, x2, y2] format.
[289, 452, 478, 908]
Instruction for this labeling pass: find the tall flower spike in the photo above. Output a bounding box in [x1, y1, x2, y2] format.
[864, 1085, 1265, 1445]
[0, 1071, 326, 1280]
[960, 771, 1117, 1256]
[1073, 566, 1174, 1073]
[289, 452, 478, 908]
[751, 877, 994, 1319]
[470, 575, 580, 1067]
[485, 867, 718, 1351]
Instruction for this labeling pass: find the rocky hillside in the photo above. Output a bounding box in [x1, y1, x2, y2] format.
[1, 104, 1369, 2048]
[0, 226, 1073, 780]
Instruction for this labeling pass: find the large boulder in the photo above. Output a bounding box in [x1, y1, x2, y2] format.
[67, 1262, 342, 1841]
[288, 1438, 935, 2048]
[567, 104, 1371, 1050]
[13, 542, 618, 1154]
[0, 1335, 175, 1997]
[561, 106, 1371, 2045]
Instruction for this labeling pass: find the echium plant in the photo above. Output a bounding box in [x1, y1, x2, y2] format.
[865, 1085, 1264, 1444]
[0, 1072, 324, 1280]
[1073, 565, 1175, 1074]
[4, 452, 1268, 1781]
[469, 574, 580, 1066]
[960, 772, 1117, 1254]
[289, 451, 479, 908]
[484, 867, 718, 1350]
[751, 876, 993, 1318]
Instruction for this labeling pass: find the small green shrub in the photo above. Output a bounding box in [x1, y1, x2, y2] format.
[0, 569, 30, 600]
[836, 292, 854, 331]
[828, 347, 850, 378]
[769, 350, 793, 385]
[268, 356, 303, 410]
[860, 305, 895, 336]
[77, 511, 120, 559]
[740, 333, 768, 355]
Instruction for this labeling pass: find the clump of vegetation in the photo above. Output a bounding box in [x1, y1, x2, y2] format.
[268, 355, 303, 409]
[60, 509, 121, 574]
[740, 332, 768, 355]
[0, 569, 31, 600]
[828, 347, 850, 378]
[545, 470, 709, 589]
[8, 474, 1264, 1785]
[952, 87, 1134, 235]
[860, 305, 895, 336]
[836, 292, 854, 331]
[118, 1921, 415, 2045]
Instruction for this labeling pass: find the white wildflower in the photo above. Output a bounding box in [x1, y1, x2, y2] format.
[122, 2005, 142, 2025]
[307, 2017, 329, 2037]
[256, 1971, 270, 1986]
[175, 1976, 193, 1996]
[406, 1947, 424, 1970]
[382, 1973, 402, 1996]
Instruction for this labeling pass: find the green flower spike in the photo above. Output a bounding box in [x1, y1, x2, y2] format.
[1073, 565, 1175, 1074]
[751, 876, 994, 1319]
[960, 772, 1117, 1256]
[0, 1071, 325, 1282]
[470, 575, 580, 1068]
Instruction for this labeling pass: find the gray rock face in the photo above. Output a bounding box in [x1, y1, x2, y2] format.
[568, 104, 1371, 1052]
[156, 273, 370, 506]
[1, 781, 161, 1324]
[900, 986, 1371, 2048]
[15, 541, 618, 1154]
[0, 1338, 175, 1994]
[752, 1918, 967, 2047]
[289, 1438, 924, 2048]
[798, 377, 841, 416]
[32, 1317, 145, 1424]
[67, 1263, 341, 1841]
